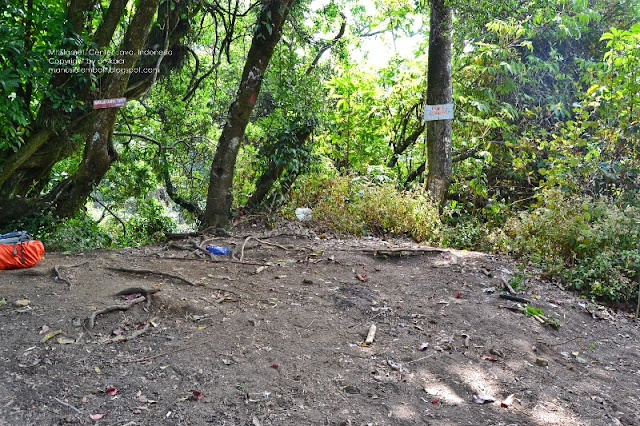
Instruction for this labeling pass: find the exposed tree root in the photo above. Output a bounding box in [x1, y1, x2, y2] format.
[53, 265, 72, 287]
[87, 296, 146, 329]
[239, 236, 288, 262]
[106, 266, 199, 286]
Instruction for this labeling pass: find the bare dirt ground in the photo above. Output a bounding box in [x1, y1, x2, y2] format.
[1, 225, 639, 426]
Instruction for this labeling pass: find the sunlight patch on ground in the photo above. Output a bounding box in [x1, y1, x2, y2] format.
[531, 401, 581, 425]
[453, 364, 501, 399]
[417, 370, 465, 405]
[389, 403, 418, 421]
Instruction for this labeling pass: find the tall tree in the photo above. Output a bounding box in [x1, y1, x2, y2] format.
[201, 0, 296, 229]
[425, 0, 453, 202]
[0, 0, 203, 227]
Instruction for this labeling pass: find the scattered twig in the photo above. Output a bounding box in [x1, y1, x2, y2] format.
[239, 236, 288, 262]
[364, 323, 377, 345]
[106, 266, 199, 286]
[53, 397, 82, 414]
[121, 322, 152, 341]
[501, 277, 516, 295]
[87, 296, 146, 329]
[407, 355, 430, 365]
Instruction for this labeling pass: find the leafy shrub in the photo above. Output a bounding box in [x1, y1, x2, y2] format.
[0, 211, 111, 252]
[287, 175, 442, 242]
[500, 189, 640, 302]
[113, 197, 176, 246]
[40, 214, 112, 252]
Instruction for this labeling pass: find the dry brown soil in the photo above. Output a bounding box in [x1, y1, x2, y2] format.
[1, 227, 639, 425]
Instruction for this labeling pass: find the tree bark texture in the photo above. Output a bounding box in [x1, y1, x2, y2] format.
[425, 0, 453, 202]
[201, 0, 296, 229]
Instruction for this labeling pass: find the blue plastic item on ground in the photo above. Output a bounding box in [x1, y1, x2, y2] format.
[206, 245, 231, 255]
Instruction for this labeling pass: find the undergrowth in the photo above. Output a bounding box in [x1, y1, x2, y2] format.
[287, 176, 640, 304]
[499, 189, 640, 303]
[9, 175, 639, 305]
[286, 175, 442, 242]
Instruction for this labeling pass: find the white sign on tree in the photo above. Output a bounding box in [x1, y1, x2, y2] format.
[424, 103, 454, 121]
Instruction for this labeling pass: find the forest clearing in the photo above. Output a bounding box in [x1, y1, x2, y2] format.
[1, 227, 639, 425]
[1, 0, 639, 424]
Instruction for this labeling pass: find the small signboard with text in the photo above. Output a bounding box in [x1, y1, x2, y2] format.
[424, 103, 454, 121]
[93, 98, 127, 109]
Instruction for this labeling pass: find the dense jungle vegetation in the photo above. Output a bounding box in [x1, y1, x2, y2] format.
[0, 0, 639, 304]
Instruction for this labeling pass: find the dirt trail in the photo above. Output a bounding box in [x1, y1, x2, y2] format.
[1, 231, 638, 425]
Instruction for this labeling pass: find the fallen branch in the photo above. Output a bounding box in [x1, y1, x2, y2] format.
[501, 277, 517, 295]
[106, 266, 198, 286]
[239, 236, 288, 262]
[87, 296, 146, 329]
[499, 293, 530, 304]
[189, 239, 214, 259]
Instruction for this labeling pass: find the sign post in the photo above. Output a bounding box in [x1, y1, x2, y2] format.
[424, 103, 454, 121]
[93, 98, 127, 109]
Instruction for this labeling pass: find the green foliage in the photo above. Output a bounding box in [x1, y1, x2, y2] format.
[287, 174, 441, 242]
[0, 211, 112, 252]
[41, 215, 112, 252]
[500, 189, 640, 302]
[0, 0, 86, 151]
[119, 198, 176, 246]
[523, 306, 544, 317]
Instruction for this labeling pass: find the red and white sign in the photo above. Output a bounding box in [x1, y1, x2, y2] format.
[424, 103, 454, 121]
[93, 97, 127, 109]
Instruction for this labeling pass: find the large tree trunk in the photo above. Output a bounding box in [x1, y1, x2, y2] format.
[0, 0, 200, 227]
[44, 0, 160, 218]
[200, 0, 295, 229]
[425, 0, 453, 202]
